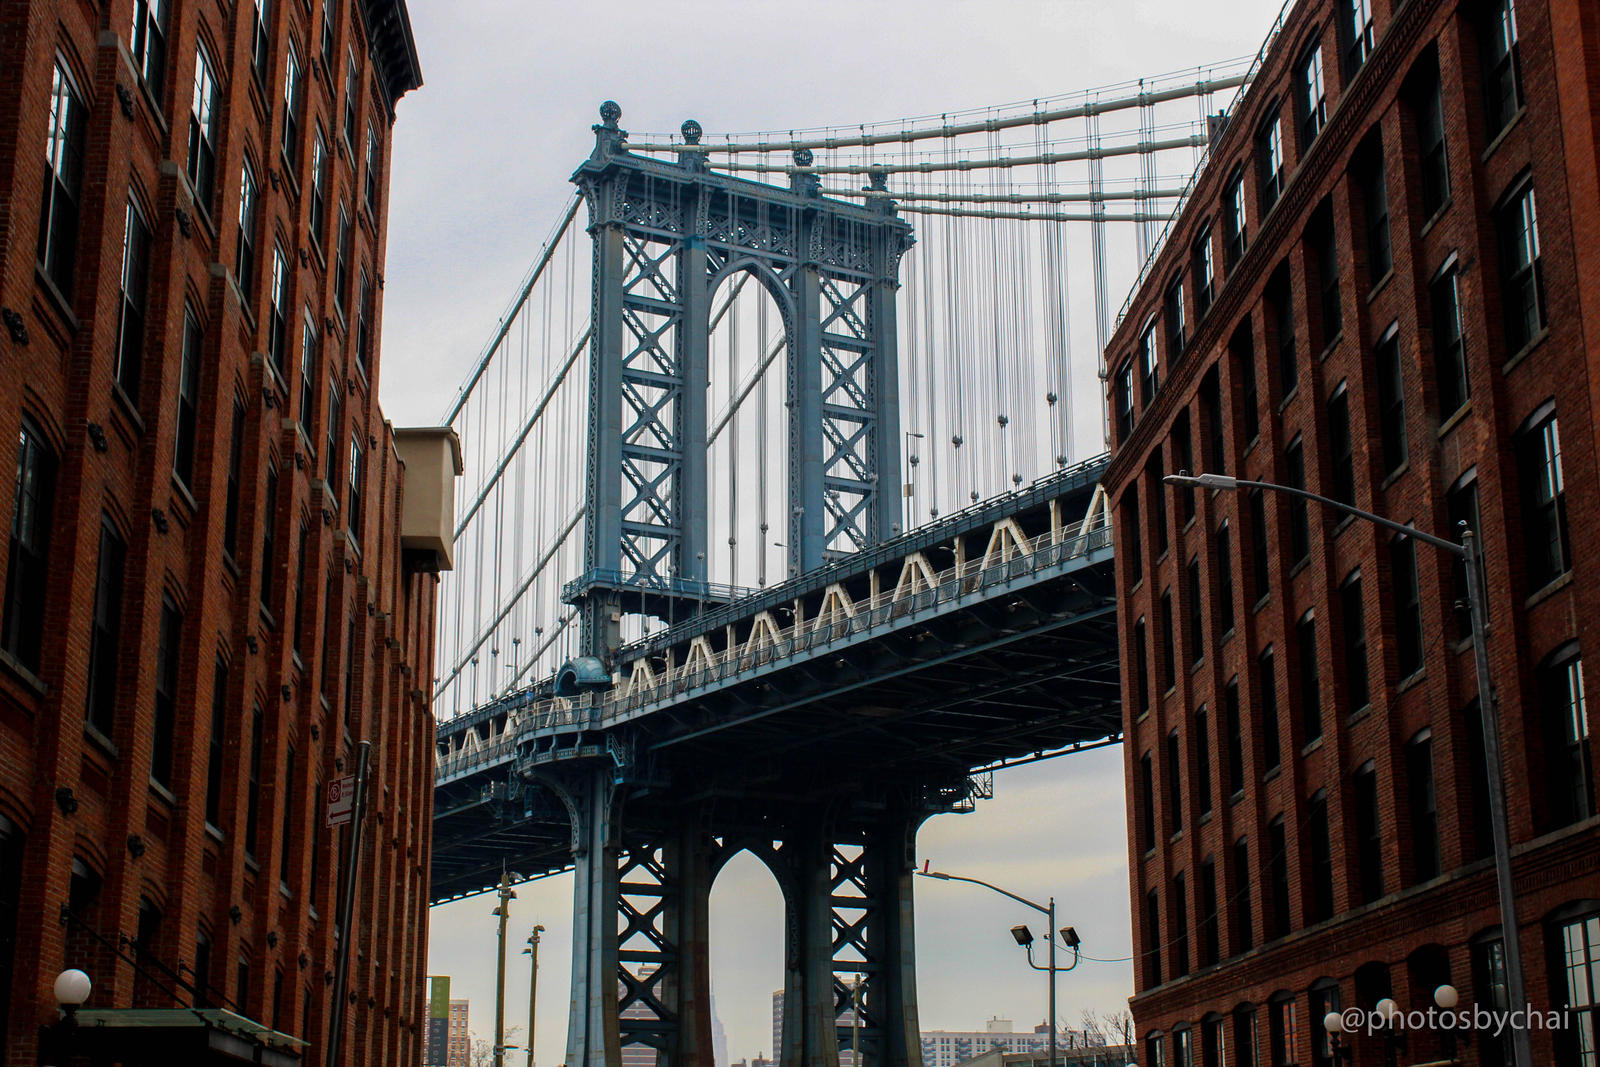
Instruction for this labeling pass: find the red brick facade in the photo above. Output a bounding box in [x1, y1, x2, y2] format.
[0, 0, 437, 1065]
[1104, 0, 1600, 1064]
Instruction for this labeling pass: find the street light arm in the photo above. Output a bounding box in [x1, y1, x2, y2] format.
[1163, 473, 1463, 556]
[1023, 942, 1081, 973]
[917, 870, 1050, 915]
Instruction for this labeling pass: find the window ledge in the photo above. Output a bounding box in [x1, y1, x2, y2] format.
[279, 881, 294, 901]
[1346, 704, 1372, 728]
[1481, 107, 1526, 163]
[1524, 569, 1574, 610]
[1252, 593, 1270, 615]
[170, 473, 198, 517]
[204, 822, 226, 843]
[1300, 735, 1324, 758]
[222, 552, 241, 581]
[1197, 810, 1213, 827]
[33, 264, 81, 333]
[0, 648, 47, 696]
[1276, 383, 1299, 413]
[1261, 765, 1282, 784]
[1396, 669, 1427, 695]
[1500, 327, 1550, 377]
[1317, 332, 1343, 361]
[1437, 402, 1473, 439]
[1379, 462, 1409, 491]
[1366, 269, 1394, 303]
[1229, 788, 1246, 806]
[1418, 198, 1453, 239]
[1288, 556, 1311, 581]
[148, 778, 177, 806]
[111, 382, 146, 434]
[84, 722, 119, 759]
[1219, 626, 1236, 646]
[1332, 512, 1357, 538]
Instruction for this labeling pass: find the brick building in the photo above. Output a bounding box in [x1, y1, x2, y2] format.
[0, 0, 455, 1065]
[1104, 0, 1600, 1064]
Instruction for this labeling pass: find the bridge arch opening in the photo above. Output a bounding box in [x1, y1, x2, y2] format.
[707, 264, 791, 594]
[709, 844, 788, 1063]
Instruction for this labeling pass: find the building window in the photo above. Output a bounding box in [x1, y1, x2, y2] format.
[188, 42, 219, 212]
[1299, 41, 1326, 145]
[1115, 361, 1134, 442]
[261, 465, 279, 612]
[1375, 327, 1407, 478]
[237, 159, 259, 296]
[293, 523, 310, 657]
[250, 0, 271, 87]
[269, 246, 290, 376]
[1233, 1005, 1257, 1067]
[356, 268, 373, 376]
[1340, 571, 1369, 711]
[309, 128, 329, 249]
[1259, 647, 1281, 774]
[364, 122, 379, 215]
[1432, 264, 1469, 420]
[151, 597, 180, 789]
[1539, 644, 1592, 828]
[1159, 588, 1176, 693]
[1201, 369, 1225, 477]
[1171, 872, 1190, 978]
[1481, 0, 1523, 139]
[1309, 203, 1341, 348]
[1202, 1012, 1226, 1067]
[1285, 436, 1308, 564]
[279, 745, 296, 883]
[1194, 228, 1214, 315]
[1269, 993, 1298, 1067]
[1297, 612, 1321, 744]
[1140, 321, 1160, 406]
[194, 925, 213, 1007]
[130, 0, 169, 93]
[223, 398, 245, 557]
[348, 434, 364, 543]
[320, 1, 335, 69]
[86, 518, 126, 739]
[1234, 326, 1259, 445]
[205, 656, 228, 830]
[1257, 113, 1284, 213]
[1188, 557, 1204, 667]
[1149, 458, 1170, 558]
[1267, 267, 1296, 397]
[1268, 815, 1290, 938]
[1354, 761, 1383, 903]
[1224, 677, 1244, 796]
[1167, 728, 1184, 834]
[1249, 487, 1270, 602]
[1358, 141, 1391, 282]
[1232, 839, 1252, 954]
[1215, 522, 1234, 636]
[171, 310, 203, 493]
[1145, 891, 1163, 987]
[325, 381, 342, 486]
[282, 43, 303, 172]
[114, 199, 153, 404]
[1391, 535, 1423, 678]
[1140, 750, 1156, 853]
[1174, 412, 1195, 522]
[1346, 0, 1374, 73]
[1554, 910, 1600, 1067]
[299, 310, 318, 438]
[1415, 60, 1450, 219]
[3, 420, 57, 674]
[38, 59, 87, 299]
[1327, 384, 1354, 508]
[1223, 166, 1247, 268]
[133, 897, 164, 1006]
[1196, 862, 1222, 971]
[1165, 275, 1186, 358]
[1195, 706, 1213, 817]
[1497, 181, 1544, 353]
[1307, 790, 1333, 922]
[1472, 933, 1511, 1067]
[343, 44, 359, 149]
[245, 705, 263, 860]
[335, 206, 352, 319]
[1122, 492, 1143, 584]
[1309, 980, 1341, 1067]
[1516, 405, 1569, 590]
[1448, 472, 1485, 644]
[1405, 728, 1440, 882]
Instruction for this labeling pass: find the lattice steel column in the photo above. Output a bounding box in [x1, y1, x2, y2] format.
[558, 768, 622, 1067]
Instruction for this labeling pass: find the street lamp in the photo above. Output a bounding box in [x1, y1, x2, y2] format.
[490, 868, 523, 1067]
[1164, 471, 1530, 1067]
[918, 867, 1079, 1067]
[522, 925, 544, 1067]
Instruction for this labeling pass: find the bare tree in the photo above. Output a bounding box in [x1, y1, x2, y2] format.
[465, 1026, 526, 1067]
[1078, 1008, 1133, 1047]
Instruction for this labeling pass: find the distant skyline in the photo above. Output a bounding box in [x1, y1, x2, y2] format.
[390, 0, 1288, 1062]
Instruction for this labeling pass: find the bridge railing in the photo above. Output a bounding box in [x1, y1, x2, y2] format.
[434, 513, 1113, 778]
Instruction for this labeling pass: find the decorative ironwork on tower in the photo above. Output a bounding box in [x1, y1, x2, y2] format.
[567, 102, 914, 660]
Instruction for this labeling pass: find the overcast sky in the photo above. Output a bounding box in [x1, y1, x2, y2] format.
[386, 0, 1287, 1061]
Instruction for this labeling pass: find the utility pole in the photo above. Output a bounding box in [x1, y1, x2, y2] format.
[523, 925, 544, 1067]
[492, 869, 517, 1067]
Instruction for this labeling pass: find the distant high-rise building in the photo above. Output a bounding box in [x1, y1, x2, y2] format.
[712, 995, 730, 1067]
[447, 999, 471, 1067]
[770, 991, 1078, 1066]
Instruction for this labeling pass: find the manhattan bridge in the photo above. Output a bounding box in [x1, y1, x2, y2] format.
[427, 40, 1267, 1067]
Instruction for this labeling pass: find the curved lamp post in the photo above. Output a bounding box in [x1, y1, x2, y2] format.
[1164, 471, 1529, 1067]
[919, 868, 1079, 1067]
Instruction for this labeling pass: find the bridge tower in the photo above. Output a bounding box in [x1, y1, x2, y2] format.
[568, 101, 913, 661]
[552, 103, 924, 1067]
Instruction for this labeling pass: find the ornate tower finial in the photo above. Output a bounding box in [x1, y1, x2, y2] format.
[793, 147, 814, 167]
[591, 101, 627, 159]
[791, 147, 820, 197]
[678, 119, 709, 172]
[680, 119, 702, 144]
[599, 100, 622, 127]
